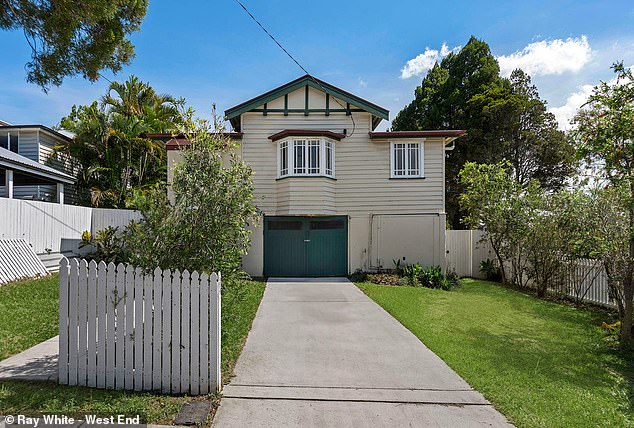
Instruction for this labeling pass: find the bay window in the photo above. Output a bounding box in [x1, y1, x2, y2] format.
[278, 138, 335, 178]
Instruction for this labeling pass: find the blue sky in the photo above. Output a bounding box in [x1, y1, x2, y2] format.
[1, 0, 633, 131]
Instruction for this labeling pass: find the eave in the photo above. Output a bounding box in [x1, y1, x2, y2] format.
[369, 130, 466, 139]
[268, 129, 346, 142]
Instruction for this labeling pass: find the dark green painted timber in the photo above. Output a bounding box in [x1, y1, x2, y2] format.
[264, 216, 348, 277]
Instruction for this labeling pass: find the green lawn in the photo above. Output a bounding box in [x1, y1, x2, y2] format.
[357, 279, 634, 428]
[0, 274, 265, 424]
[0, 274, 60, 361]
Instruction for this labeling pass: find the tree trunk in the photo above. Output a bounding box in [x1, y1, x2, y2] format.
[621, 193, 634, 346]
[491, 237, 507, 284]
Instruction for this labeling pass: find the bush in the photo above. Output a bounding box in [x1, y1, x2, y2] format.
[418, 265, 443, 288]
[79, 226, 128, 264]
[349, 269, 367, 282]
[479, 259, 501, 281]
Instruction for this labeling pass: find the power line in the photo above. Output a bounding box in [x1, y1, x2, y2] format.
[232, 0, 355, 137]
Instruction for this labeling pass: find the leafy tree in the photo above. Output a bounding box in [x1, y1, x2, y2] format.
[56, 75, 183, 207]
[394, 37, 575, 227]
[0, 0, 147, 90]
[469, 70, 575, 189]
[522, 191, 569, 298]
[572, 63, 634, 345]
[124, 115, 259, 277]
[459, 161, 536, 286]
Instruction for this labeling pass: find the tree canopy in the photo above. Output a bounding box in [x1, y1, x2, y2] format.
[0, 0, 147, 90]
[572, 63, 634, 345]
[393, 36, 575, 227]
[56, 75, 184, 208]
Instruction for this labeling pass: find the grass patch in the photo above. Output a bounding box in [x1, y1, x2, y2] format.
[221, 278, 265, 381]
[0, 275, 265, 423]
[0, 274, 59, 361]
[357, 279, 634, 428]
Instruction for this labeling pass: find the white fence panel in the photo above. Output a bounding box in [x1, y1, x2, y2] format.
[0, 199, 139, 275]
[91, 208, 142, 234]
[58, 258, 222, 394]
[446, 230, 493, 278]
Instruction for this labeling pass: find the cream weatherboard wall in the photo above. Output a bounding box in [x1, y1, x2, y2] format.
[168, 85, 449, 276]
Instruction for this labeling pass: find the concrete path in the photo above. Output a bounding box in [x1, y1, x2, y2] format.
[0, 336, 58, 381]
[213, 278, 512, 427]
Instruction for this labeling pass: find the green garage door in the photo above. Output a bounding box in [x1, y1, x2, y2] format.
[264, 216, 348, 277]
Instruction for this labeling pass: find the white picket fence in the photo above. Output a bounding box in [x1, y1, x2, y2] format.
[556, 258, 612, 308]
[58, 258, 221, 394]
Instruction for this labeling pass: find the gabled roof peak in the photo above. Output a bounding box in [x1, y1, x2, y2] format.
[225, 75, 389, 131]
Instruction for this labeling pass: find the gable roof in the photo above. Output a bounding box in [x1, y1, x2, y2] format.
[224, 75, 390, 131]
[0, 147, 75, 184]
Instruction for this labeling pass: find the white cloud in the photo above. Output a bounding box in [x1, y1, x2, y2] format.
[400, 43, 460, 79]
[358, 77, 367, 88]
[497, 36, 592, 77]
[549, 84, 594, 130]
[549, 68, 632, 130]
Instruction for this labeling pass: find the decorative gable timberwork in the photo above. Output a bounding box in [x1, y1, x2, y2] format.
[224, 75, 389, 132]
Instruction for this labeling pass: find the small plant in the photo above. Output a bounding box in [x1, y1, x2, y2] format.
[440, 269, 460, 290]
[479, 259, 501, 281]
[403, 263, 423, 286]
[350, 269, 368, 282]
[392, 259, 404, 275]
[418, 265, 443, 288]
[80, 226, 127, 264]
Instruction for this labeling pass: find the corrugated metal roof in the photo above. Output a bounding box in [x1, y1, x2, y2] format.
[0, 147, 75, 184]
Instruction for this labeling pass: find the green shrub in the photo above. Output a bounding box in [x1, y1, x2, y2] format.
[479, 258, 501, 281]
[79, 226, 128, 264]
[350, 269, 367, 282]
[418, 265, 443, 288]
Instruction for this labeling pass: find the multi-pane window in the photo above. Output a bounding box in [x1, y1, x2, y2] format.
[391, 142, 424, 178]
[278, 138, 335, 178]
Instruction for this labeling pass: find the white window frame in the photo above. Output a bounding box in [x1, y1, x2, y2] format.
[277, 137, 336, 179]
[390, 140, 425, 178]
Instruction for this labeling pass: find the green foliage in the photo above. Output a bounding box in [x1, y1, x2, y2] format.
[572, 63, 634, 345]
[57, 76, 183, 207]
[402, 263, 423, 285]
[392, 258, 404, 275]
[122, 115, 258, 279]
[393, 37, 575, 227]
[459, 161, 537, 285]
[0, 1, 147, 90]
[349, 269, 368, 282]
[479, 259, 499, 281]
[79, 226, 128, 264]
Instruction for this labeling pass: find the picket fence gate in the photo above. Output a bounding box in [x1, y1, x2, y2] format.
[58, 258, 221, 394]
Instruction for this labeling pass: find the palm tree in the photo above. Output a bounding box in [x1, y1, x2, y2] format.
[56, 76, 184, 207]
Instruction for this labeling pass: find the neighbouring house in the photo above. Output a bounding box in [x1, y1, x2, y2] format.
[0, 122, 76, 204]
[165, 75, 464, 277]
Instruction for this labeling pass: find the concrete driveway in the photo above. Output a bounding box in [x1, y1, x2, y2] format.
[213, 278, 512, 427]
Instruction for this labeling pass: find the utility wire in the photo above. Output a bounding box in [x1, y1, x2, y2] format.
[233, 0, 356, 137]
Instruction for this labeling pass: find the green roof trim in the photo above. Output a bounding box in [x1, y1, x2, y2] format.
[225, 75, 389, 131]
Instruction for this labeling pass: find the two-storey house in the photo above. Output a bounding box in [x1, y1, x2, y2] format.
[167, 75, 463, 277]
